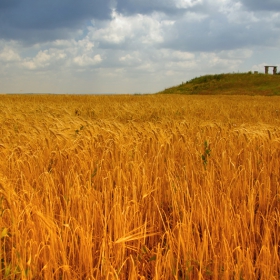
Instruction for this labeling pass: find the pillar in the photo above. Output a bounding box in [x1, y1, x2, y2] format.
[265, 66, 269, 74]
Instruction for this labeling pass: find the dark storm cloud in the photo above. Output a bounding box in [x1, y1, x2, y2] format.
[116, 0, 176, 14]
[241, 0, 280, 11]
[161, 13, 277, 52]
[115, 0, 204, 15]
[0, 0, 111, 43]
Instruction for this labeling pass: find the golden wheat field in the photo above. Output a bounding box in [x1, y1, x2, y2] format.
[0, 94, 279, 279]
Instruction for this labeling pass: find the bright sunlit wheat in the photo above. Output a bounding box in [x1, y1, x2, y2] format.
[0, 94, 279, 279]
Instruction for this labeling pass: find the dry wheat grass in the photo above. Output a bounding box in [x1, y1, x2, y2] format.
[0, 94, 279, 279]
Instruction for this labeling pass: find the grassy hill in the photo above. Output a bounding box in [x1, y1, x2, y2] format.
[158, 72, 280, 95]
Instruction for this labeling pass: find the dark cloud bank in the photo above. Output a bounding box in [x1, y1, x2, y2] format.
[0, 0, 279, 52]
[241, 0, 280, 11]
[0, 0, 111, 42]
[0, 0, 208, 44]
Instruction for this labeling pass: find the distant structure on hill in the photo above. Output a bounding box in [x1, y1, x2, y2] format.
[264, 66, 277, 74]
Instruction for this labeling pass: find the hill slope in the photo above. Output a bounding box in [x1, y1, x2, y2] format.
[158, 73, 280, 95]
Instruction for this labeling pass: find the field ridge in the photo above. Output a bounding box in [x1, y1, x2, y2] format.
[158, 72, 280, 95]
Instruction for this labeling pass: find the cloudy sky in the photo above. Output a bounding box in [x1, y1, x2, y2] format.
[0, 0, 280, 93]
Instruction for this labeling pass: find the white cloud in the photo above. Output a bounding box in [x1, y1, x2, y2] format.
[75, 37, 95, 51]
[22, 49, 66, 70]
[73, 54, 102, 66]
[223, 2, 260, 24]
[89, 10, 174, 46]
[53, 39, 74, 48]
[175, 0, 203, 8]
[219, 49, 253, 59]
[198, 51, 243, 70]
[0, 47, 20, 62]
[172, 50, 195, 60]
[119, 52, 142, 66]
